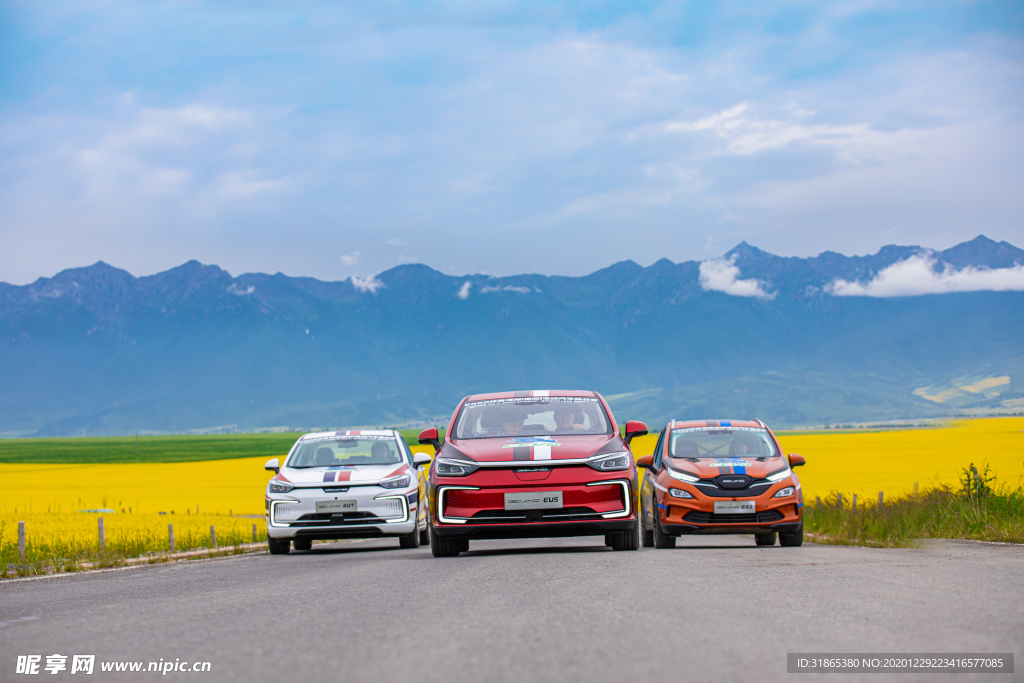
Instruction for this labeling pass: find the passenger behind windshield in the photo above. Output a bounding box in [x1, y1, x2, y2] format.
[287, 437, 403, 467]
[455, 398, 611, 439]
[669, 429, 779, 459]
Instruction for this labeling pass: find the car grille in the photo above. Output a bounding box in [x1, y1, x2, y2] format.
[683, 509, 784, 525]
[289, 512, 387, 527]
[467, 507, 606, 524]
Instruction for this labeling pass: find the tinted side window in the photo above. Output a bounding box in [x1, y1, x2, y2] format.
[396, 435, 414, 465]
[652, 428, 667, 469]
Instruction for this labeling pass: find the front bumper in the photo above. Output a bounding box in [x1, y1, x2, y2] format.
[266, 485, 418, 540]
[430, 469, 637, 540]
[656, 481, 803, 535]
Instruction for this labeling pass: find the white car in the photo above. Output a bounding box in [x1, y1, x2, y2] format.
[264, 430, 431, 554]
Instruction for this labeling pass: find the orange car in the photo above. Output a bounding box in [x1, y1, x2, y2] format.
[636, 420, 806, 547]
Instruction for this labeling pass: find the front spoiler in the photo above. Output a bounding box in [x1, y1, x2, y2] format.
[267, 520, 417, 540]
[661, 521, 803, 535]
[432, 518, 635, 540]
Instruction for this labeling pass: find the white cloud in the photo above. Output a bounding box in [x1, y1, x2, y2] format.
[827, 254, 1024, 297]
[339, 252, 361, 266]
[665, 102, 876, 158]
[226, 283, 254, 296]
[698, 257, 774, 298]
[480, 285, 530, 294]
[456, 281, 471, 299]
[349, 275, 383, 293]
[386, 238, 409, 247]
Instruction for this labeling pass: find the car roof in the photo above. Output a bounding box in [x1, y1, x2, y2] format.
[297, 429, 398, 441]
[670, 420, 765, 429]
[464, 390, 598, 401]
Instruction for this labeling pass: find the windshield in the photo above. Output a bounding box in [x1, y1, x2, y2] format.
[454, 397, 612, 439]
[669, 427, 780, 459]
[286, 435, 404, 468]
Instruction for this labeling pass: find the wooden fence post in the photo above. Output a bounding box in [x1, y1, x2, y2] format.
[252, 524, 257, 542]
[878, 491, 884, 507]
[18, 521, 25, 560]
[837, 493, 843, 510]
[210, 526, 217, 548]
[851, 494, 857, 511]
[168, 524, 175, 552]
[914, 481, 918, 495]
[815, 496, 822, 507]
[98, 517, 106, 551]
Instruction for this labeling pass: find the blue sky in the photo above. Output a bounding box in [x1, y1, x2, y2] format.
[1, 1, 1022, 283]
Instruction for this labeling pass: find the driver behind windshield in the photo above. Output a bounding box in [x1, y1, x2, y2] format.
[554, 403, 585, 432]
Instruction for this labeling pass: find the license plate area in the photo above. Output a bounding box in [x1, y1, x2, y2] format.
[316, 499, 357, 514]
[504, 491, 563, 510]
[713, 500, 756, 514]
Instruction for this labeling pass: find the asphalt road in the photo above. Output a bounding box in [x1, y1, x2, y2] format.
[2, 536, 1021, 683]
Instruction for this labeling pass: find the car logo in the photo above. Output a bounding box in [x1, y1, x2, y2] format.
[323, 487, 349, 493]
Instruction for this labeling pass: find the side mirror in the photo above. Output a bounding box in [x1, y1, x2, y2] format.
[413, 453, 432, 468]
[624, 420, 649, 446]
[635, 454, 654, 469]
[264, 458, 280, 473]
[418, 427, 441, 452]
[788, 453, 806, 468]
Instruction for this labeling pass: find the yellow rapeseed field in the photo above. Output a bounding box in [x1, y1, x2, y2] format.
[3, 418, 1022, 573]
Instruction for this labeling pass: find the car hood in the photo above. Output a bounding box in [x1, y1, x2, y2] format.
[278, 463, 410, 486]
[446, 434, 621, 463]
[666, 456, 787, 479]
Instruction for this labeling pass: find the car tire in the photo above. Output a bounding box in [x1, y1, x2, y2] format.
[419, 526, 430, 546]
[653, 510, 675, 549]
[399, 528, 420, 549]
[603, 534, 614, 547]
[268, 538, 290, 555]
[292, 538, 312, 551]
[754, 532, 777, 546]
[779, 522, 804, 547]
[641, 502, 654, 548]
[429, 526, 462, 557]
[458, 538, 470, 553]
[609, 518, 641, 551]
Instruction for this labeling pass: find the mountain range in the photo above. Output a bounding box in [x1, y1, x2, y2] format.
[1, 235, 1022, 436]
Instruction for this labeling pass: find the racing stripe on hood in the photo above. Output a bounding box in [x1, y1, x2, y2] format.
[323, 471, 336, 482]
[387, 465, 411, 477]
[533, 390, 549, 397]
[335, 470, 352, 482]
[533, 445, 551, 460]
[512, 446, 531, 461]
[514, 391, 530, 397]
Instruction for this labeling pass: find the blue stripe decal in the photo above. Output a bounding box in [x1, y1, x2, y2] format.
[720, 421, 731, 427]
[657, 503, 669, 510]
[733, 465, 746, 475]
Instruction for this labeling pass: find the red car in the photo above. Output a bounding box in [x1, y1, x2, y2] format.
[420, 390, 649, 557]
[636, 420, 806, 547]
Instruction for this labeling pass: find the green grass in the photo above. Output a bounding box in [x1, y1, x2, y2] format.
[0, 429, 448, 464]
[0, 433, 306, 464]
[805, 464, 1024, 547]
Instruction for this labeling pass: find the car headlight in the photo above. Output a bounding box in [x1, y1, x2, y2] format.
[667, 468, 699, 483]
[379, 474, 411, 489]
[434, 457, 480, 477]
[586, 452, 631, 471]
[766, 468, 792, 482]
[268, 480, 294, 493]
[669, 488, 693, 499]
[773, 486, 796, 498]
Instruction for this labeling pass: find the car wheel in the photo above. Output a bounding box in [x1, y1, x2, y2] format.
[653, 509, 675, 549]
[641, 502, 654, 548]
[603, 534, 614, 547]
[458, 538, 470, 553]
[754, 532, 777, 546]
[779, 522, 804, 547]
[292, 538, 312, 551]
[429, 526, 462, 557]
[268, 538, 290, 555]
[609, 518, 641, 551]
[399, 528, 421, 549]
